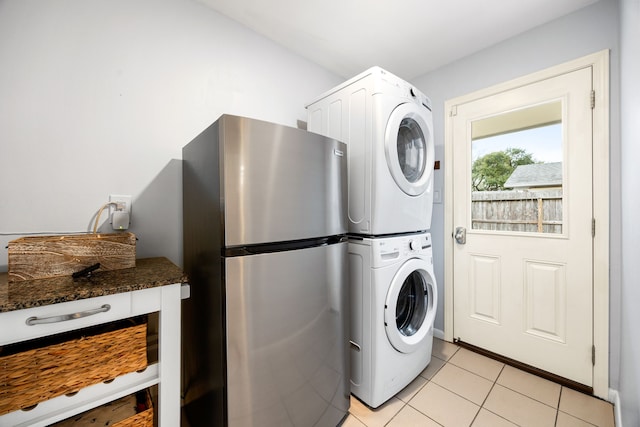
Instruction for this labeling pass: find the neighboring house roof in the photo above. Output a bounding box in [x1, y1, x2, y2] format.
[504, 162, 562, 189]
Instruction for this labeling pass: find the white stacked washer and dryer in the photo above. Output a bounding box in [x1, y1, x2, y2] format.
[306, 67, 438, 408]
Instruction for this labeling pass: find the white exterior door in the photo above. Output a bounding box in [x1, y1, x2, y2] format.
[449, 67, 594, 387]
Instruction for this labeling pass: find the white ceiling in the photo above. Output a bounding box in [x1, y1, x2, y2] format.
[197, 0, 598, 80]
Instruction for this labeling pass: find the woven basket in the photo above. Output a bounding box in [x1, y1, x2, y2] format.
[113, 390, 153, 427]
[51, 389, 153, 427]
[7, 232, 136, 282]
[0, 321, 147, 416]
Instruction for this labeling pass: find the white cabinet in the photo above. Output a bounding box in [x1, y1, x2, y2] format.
[0, 282, 189, 427]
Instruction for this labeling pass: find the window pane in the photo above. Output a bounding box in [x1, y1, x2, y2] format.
[470, 102, 563, 234]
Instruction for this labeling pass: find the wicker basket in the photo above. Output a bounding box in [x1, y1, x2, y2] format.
[51, 389, 153, 427]
[0, 321, 147, 416]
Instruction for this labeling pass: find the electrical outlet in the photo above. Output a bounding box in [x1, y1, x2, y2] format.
[109, 195, 132, 227]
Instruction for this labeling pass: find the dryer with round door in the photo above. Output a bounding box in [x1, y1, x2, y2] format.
[306, 66, 435, 235]
[348, 232, 437, 408]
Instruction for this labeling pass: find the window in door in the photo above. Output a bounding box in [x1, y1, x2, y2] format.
[470, 101, 563, 234]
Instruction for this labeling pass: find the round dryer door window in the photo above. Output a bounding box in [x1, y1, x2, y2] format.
[384, 259, 437, 354]
[385, 103, 435, 196]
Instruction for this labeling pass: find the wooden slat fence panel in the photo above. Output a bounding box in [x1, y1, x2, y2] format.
[471, 190, 563, 233]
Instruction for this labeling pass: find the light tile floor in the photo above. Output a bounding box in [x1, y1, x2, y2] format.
[343, 338, 615, 427]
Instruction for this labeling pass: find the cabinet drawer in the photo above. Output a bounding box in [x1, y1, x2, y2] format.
[0, 293, 133, 346]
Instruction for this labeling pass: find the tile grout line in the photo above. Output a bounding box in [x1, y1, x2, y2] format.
[359, 341, 606, 427]
[485, 363, 565, 411]
[355, 339, 612, 427]
[440, 356, 605, 427]
[431, 342, 539, 426]
[430, 343, 497, 426]
[555, 403, 604, 426]
[411, 357, 492, 427]
[442, 354, 559, 427]
[557, 385, 563, 409]
[469, 363, 507, 427]
[448, 343, 610, 424]
[484, 382, 561, 426]
[446, 357, 505, 383]
[382, 399, 407, 427]
[426, 357, 501, 413]
[394, 352, 450, 427]
[494, 380, 562, 411]
[553, 385, 614, 426]
[483, 369, 565, 427]
[385, 348, 455, 427]
[351, 349, 447, 427]
[554, 386, 563, 426]
[400, 377, 445, 427]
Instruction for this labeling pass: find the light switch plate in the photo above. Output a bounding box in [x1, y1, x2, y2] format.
[434, 189, 442, 204]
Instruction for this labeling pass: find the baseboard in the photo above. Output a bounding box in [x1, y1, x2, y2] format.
[433, 328, 445, 340]
[609, 388, 623, 427]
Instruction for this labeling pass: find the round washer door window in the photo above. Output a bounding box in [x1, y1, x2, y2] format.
[384, 103, 434, 196]
[384, 259, 437, 354]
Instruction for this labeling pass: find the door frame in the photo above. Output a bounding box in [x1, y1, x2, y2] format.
[443, 50, 609, 398]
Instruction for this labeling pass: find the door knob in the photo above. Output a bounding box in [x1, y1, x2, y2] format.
[455, 227, 466, 244]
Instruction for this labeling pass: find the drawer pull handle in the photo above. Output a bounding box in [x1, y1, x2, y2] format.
[25, 304, 111, 325]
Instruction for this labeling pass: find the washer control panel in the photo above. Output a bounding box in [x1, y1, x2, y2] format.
[367, 233, 432, 267]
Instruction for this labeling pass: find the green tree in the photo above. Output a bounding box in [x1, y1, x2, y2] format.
[505, 147, 536, 169]
[472, 148, 536, 191]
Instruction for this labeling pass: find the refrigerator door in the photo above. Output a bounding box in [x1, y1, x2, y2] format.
[225, 241, 349, 427]
[220, 115, 347, 246]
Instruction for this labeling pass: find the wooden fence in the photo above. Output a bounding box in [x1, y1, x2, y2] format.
[471, 190, 563, 234]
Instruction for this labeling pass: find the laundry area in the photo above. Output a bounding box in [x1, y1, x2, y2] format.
[306, 67, 438, 410]
[179, 67, 438, 425]
[0, 0, 637, 426]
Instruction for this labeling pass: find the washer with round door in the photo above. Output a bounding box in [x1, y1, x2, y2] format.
[348, 232, 437, 408]
[306, 66, 435, 235]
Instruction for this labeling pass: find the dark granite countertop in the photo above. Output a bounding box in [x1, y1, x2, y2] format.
[0, 257, 188, 313]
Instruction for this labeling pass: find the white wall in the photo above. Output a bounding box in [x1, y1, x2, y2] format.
[3, 1, 636, 420]
[619, 0, 640, 424]
[0, 0, 341, 270]
[411, 0, 621, 391]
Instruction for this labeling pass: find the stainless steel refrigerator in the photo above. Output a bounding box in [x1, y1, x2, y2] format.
[181, 115, 349, 426]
